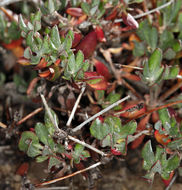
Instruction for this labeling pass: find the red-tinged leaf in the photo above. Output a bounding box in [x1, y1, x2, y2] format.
[131, 114, 150, 149]
[94, 59, 111, 80]
[26, 77, 40, 95]
[72, 32, 82, 48]
[111, 148, 122, 155]
[66, 7, 83, 17]
[76, 31, 97, 59]
[122, 73, 141, 81]
[105, 8, 118, 20]
[16, 162, 29, 176]
[2, 38, 23, 49]
[17, 57, 30, 66]
[48, 65, 61, 81]
[152, 111, 159, 123]
[74, 14, 87, 25]
[39, 70, 51, 78]
[34, 58, 48, 70]
[122, 12, 139, 29]
[162, 171, 174, 187]
[94, 26, 106, 42]
[98, 116, 104, 123]
[131, 135, 145, 149]
[54, 59, 61, 66]
[154, 130, 171, 146]
[119, 102, 146, 118]
[84, 72, 108, 90]
[129, 33, 140, 49]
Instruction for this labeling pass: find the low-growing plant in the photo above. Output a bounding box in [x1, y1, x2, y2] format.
[1, 0, 182, 189]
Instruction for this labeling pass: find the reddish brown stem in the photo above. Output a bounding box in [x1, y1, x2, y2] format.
[35, 162, 102, 187]
[159, 81, 182, 102]
[122, 80, 142, 99]
[126, 99, 182, 123]
[16, 107, 43, 126]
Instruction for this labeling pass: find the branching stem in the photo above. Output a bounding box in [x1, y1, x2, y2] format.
[114, 0, 174, 23]
[66, 85, 86, 127]
[35, 162, 102, 187]
[40, 94, 106, 156]
[72, 95, 130, 133]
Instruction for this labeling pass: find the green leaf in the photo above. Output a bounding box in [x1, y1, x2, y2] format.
[90, 118, 110, 140]
[148, 48, 162, 72]
[35, 122, 49, 145]
[114, 140, 127, 155]
[165, 154, 180, 172]
[64, 33, 72, 51]
[72, 144, 90, 164]
[19, 15, 29, 34]
[24, 47, 32, 59]
[133, 41, 146, 57]
[158, 108, 170, 131]
[155, 146, 164, 161]
[44, 109, 58, 136]
[142, 140, 155, 170]
[120, 121, 137, 138]
[143, 48, 164, 86]
[159, 30, 174, 50]
[50, 25, 61, 50]
[81, 2, 90, 15]
[27, 141, 42, 157]
[75, 50, 84, 70]
[101, 135, 111, 147]
[163, 48, 176, 60]
[104, 116, 122, 134]
[36, 155, 49, 163]
[167, 138, 182, 150]
[137, 20, 158, 51]
[163, 65, 179, 80]
[19, 131, 39, 152]
[48, 156, 61, 171]
[55, 144, 65, 154]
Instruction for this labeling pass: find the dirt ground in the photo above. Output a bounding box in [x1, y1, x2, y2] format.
[1, 143, 182, 190]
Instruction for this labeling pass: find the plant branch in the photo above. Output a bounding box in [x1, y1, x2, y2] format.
[127, 130, 149, 144]
[159, 81, 182, 102]
[66, 85, 86, 127]
[126, 99, 182, 123]
[16, 107, 43, 126]
[165, 172, 177, 190]
[72, 95, 130, 133]
[35, 161, 102, 187]
[114, 0, 174, 23]
[40, 94, 107, 156]
[0, 121, 7, 129]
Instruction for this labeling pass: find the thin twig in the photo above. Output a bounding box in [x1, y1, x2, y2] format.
[159, 81, 182, 102]
[16, 107, 43, 126]
[66, 85, 86, 127]
[35, 187, 69, 190]
[127, 130, 149, 144]
[0, 121, 7, 129]
[165, 172, 177, 190]
[72, 95, 130, 133]
[35, 161, 102, 187]
[68, 136, 107, 156]
[114, 0, 174, 23]
[40, 94, 106, 156]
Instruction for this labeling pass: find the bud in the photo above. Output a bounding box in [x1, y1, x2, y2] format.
[122, 12, 139, 29]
